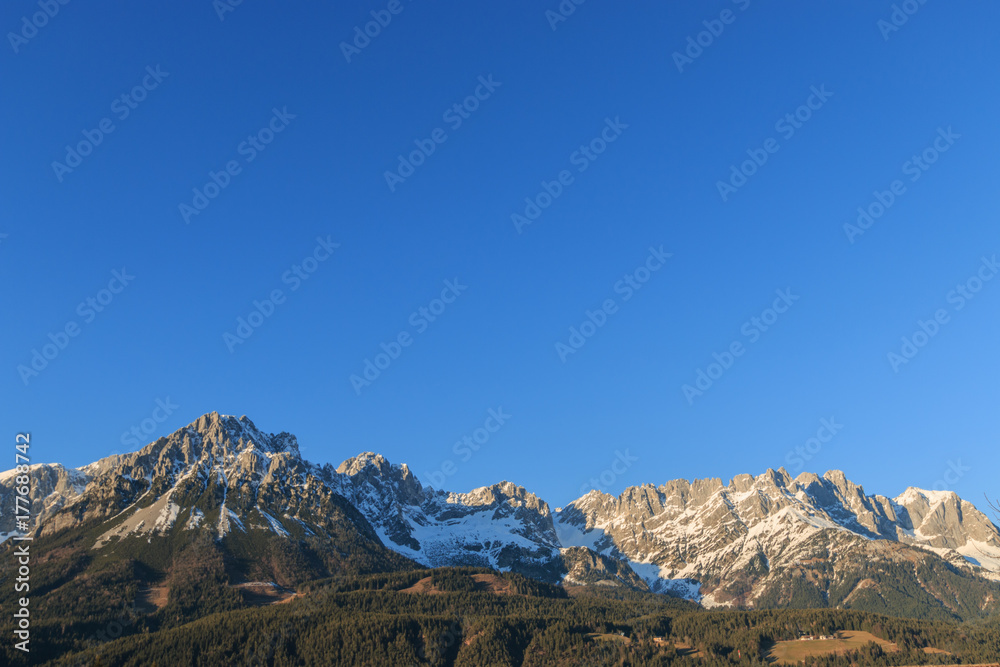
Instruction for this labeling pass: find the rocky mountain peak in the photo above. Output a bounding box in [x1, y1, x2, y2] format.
[337, 451, 391, 476]
[654, 477, 724, 511]
[182, 412, 298, 457]
[335, 452, 424, 506]
[821, 469, 869, 500]
[757, 467, 793, 489]
[730, 473, 755, 493]
[452, 481, 551, 515]
[794, 471, 823, 488]
[894, 487, 1000, 549]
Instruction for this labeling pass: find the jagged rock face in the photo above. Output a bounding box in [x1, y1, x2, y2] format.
[559, 546, 650, 591]
[331, 453, 562, 579]
[0, 413, 410, 586]
[0, 464, 88, 537]
[335, 452, 423, 505]
[555, 468, 1000, 607]
[894, 488, 1000, 549]
[35, 412, 332, 541]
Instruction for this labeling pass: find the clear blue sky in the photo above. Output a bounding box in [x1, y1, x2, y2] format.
[3, 1, 998, 511]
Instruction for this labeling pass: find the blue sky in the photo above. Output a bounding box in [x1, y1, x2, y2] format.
[3, 1, 998, 511]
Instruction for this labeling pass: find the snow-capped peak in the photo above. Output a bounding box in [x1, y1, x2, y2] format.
[895, 486, 957, 508]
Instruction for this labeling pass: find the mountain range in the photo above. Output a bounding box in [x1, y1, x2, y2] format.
[3, 411, 999, 622]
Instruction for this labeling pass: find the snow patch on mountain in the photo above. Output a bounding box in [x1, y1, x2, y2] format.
[256, 509, 289, 537]
[628, 561, 702, 601]
[226, 508, 245, 532]
[185, 508, 204, 530]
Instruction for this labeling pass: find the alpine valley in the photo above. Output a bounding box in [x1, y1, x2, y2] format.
[3, 413, 1000, 665]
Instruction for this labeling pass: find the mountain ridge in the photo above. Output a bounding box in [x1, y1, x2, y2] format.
[3, 411, 999, 620]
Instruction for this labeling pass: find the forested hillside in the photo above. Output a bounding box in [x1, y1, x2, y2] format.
[30, 568, 1000, 666]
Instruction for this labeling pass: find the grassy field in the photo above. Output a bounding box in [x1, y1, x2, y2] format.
[673, 641, 706, 658]
[767, 630, 896, 664]
[400, 573, 514, 595]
